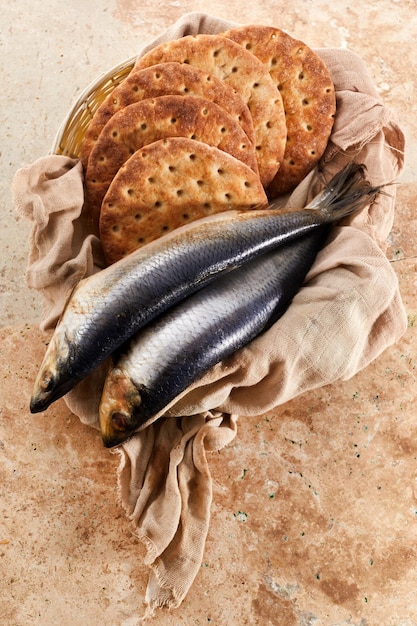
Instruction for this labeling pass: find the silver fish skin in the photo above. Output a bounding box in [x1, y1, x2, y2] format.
[99, 228, 327, 447]
[30, 163, 381, 414]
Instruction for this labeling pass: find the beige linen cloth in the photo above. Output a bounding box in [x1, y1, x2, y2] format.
[13, 12, 407, 617]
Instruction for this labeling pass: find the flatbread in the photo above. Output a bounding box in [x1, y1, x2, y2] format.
[223, 25, 336, 196]
[81, 61, 255, 169]
[85, 95, 258, 224]
[133, 34, 287, 186]
[99, 137, 268, 265]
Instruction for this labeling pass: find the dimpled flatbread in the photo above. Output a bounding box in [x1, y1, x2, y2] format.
[133, 34, 287, 186]
[223, 25, 336, 196]
[85, 95, 259, 224]
[81, 61, 255, 169]
[99, 137, 268, 265]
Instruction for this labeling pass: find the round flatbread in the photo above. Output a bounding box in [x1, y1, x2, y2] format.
[85, 95, 258, 224]
[133, 34, 287, 186]
[223, 25, 336, 196]
[81, 61, 255, 169]
[99, 137, 268, 265]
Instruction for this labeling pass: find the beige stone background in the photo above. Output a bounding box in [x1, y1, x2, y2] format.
[1, 1, 416, 624]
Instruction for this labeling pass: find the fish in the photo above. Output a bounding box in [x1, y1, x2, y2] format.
[29, 162, 382, 414]
[99, 228, 327, 447]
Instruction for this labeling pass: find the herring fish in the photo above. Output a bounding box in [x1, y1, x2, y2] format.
[99, 228, 327, 447]
[30, 163, 381, 413]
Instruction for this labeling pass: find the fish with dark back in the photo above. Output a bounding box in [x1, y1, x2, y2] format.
[99, 227, 327, 447]
[29, 163, 382, 432]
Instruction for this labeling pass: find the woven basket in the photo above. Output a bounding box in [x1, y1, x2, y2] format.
[50, 56, 136, 159]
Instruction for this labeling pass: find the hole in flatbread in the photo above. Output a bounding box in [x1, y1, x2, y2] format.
[245, 42, 252, 50]
[184, 59, 190, 64]
[306, 124, 313, 131]
[298, 72, 305, 80]
[168, 165, 176, 172]
[277, 84, 283, 91]
[98, 155, 105, 162]
[177, 189, 184, 197]
[213, 49, 221, 57]
[162, 225, 169, 232]
[289, 159, 296, 166]
[129, 148, 135, 155]
[132, 85, 139, 92]
[225, 193, 232, 200]
[183, 86, 189, 93]
[190, 134, 196, 139]
[182, 213, 189, 219]
[302, 98, 310, 106]
[155, 72, 161, 79]
[204, 202, 211, 209]
[112, 130, 118, 138]
[244, 181, 252, 187]
[206, 75, 212, 82]
[171, 117, 177, 123]
[241, 143, 247, 150]
[197, 180, 204, 186]
[127, 188, 135, 196]
[155, 201, 162, 207]
[134, 213, 142, 221]
[231, 66, 238, 73]
[271, 58, 278, 66]
[256, 145, 262, 151]
[253, 82, 259, 88]
[266, 121, 272, 128]
[202, 108, 208, 116]
[111, 225, 119, 232]
[217, 168, 224, 175]
[220, 127, 226, 133]
[140, 123, 147, 130]
[148, 177, 155, 183]
[189, 154, 196, 161]
[137, 237, 145, 244]
[107, 202, 114, 209]
[325, 87, 332, 93]
[310, 150, 316, 155]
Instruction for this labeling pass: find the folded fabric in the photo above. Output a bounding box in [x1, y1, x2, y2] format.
[12, 12, 407, 617]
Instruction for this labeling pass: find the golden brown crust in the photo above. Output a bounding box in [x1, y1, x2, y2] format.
[80, 61, 256, 169]
[85, 95, 258, 224]
[99, 137, 267, 265]
[133, 34, 287, 186]
[223, 25, 336, 196]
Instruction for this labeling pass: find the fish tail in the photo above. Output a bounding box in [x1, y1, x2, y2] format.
[308, 162, 386, 222]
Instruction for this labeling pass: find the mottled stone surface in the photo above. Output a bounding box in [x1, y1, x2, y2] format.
[1, 1, 416, 624]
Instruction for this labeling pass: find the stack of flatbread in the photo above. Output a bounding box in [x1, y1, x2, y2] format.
[81, 26, 336, 265]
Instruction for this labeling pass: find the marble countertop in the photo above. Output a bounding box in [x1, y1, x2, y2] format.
[1, 1, 416, 624]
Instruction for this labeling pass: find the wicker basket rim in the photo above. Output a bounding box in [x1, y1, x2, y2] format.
[50, 55, 137, 158]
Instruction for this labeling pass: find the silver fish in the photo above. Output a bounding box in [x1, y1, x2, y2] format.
[30, 163, 381, 413]
[99, 229, 326, 447]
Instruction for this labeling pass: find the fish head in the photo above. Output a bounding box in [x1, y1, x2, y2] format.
[30, 330, 73, 413]
[99, 367, 143, 448]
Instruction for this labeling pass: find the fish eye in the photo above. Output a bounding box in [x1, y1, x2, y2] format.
[40, 372, 54, 392]
[112, 412, 127, 431]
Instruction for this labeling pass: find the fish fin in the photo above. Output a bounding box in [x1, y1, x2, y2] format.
[307, 162, 387, 222]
